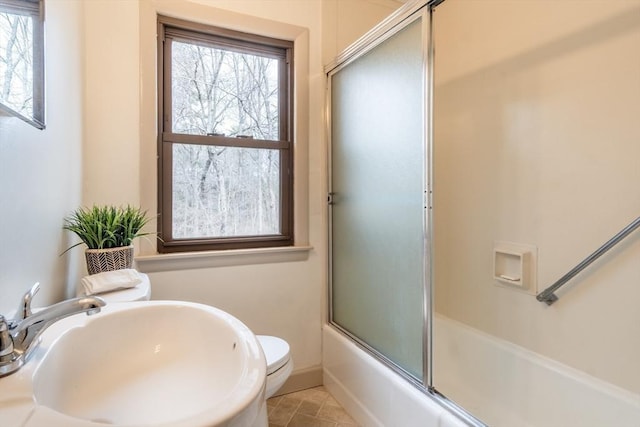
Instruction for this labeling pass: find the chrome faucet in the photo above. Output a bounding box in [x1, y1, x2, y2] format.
[0, 283, 106, 377]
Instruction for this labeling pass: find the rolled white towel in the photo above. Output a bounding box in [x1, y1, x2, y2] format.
[81, 269, 142, 296]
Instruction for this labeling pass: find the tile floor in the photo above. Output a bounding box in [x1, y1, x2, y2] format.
[267, 386, 361, 427]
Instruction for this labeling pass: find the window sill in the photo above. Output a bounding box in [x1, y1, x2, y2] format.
[135, 245, 313, 273]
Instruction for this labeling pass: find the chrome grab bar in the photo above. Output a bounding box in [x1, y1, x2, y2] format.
[537, 215, 640, 305]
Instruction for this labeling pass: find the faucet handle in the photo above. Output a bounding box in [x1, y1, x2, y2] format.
[0, 316, 14, 358]
[14, 282, 40, 323]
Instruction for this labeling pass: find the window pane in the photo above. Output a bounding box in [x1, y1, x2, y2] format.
[172, 144, 281, 238]
[171, 40, 280, 140]
[0, 10, 34, 117]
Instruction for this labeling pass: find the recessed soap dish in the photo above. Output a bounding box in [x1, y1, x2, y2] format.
[493, 241, 537, 295]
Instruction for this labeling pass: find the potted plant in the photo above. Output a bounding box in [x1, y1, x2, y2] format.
[63, 205, 151, 275]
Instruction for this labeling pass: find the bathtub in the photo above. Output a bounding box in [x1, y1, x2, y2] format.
[322, 325, 466, 427]
[323, 317, 640, 427]
[433, 314, 640, 426]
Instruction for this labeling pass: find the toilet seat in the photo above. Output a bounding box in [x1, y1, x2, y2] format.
[257, 335, 290, 375]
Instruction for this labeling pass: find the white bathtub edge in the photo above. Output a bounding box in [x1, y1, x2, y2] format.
[323, 367, 382, 427]
[323, 325, 468, 427]
[434, 314, 640, 426]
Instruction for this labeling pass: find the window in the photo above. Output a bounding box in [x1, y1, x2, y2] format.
[0, 0, 44, 128]
[157, 16, 294, 252]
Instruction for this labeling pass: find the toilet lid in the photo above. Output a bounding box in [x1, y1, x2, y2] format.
[257, 335, 290, 375]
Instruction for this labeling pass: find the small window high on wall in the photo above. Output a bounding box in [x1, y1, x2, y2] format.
[157, 16, 294, 252]
[0, 0, 44, 129]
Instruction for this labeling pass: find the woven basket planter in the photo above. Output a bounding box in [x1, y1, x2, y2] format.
[85, 245, 134, 275]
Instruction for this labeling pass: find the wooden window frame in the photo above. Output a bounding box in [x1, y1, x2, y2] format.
[157, 15, 294, 253]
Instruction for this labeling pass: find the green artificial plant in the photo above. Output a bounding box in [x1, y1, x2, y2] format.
[62, 205, 151, 253]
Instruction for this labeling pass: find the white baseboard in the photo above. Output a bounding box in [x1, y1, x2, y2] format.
[272, 365, 323, 397]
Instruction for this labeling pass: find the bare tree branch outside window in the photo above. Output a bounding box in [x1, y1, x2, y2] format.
[0, 0, 44, 129]
[0, 11, 32, 115]
[158, 17, 293, 251]
[171, 41, 280, 239]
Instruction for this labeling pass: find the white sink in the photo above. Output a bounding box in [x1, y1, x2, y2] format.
[0, 301, 267, 427]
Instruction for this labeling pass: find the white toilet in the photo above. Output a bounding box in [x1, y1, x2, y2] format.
[257, 334, 293, 398]
[81, 272, 293, 398]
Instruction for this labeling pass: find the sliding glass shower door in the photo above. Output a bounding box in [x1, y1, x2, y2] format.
[329, 13, 428, 380]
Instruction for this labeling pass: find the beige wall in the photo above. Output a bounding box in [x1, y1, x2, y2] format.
[433, 0, 640, 393]
[83, 0, 140, 207]
[0, 0, 398, 381]
[321, 0, 404, 64]
[0, 0, 84, 314]
[79, 0, 399, 382]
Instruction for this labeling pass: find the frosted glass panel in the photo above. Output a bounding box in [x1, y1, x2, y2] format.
[330, 18, 425, 379]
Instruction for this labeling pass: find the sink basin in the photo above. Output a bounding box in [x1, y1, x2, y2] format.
[17, 301, 267, 426]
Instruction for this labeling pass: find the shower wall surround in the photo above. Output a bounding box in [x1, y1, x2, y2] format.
[432, 0, 640, 412]
[328, 0, 640, 425]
